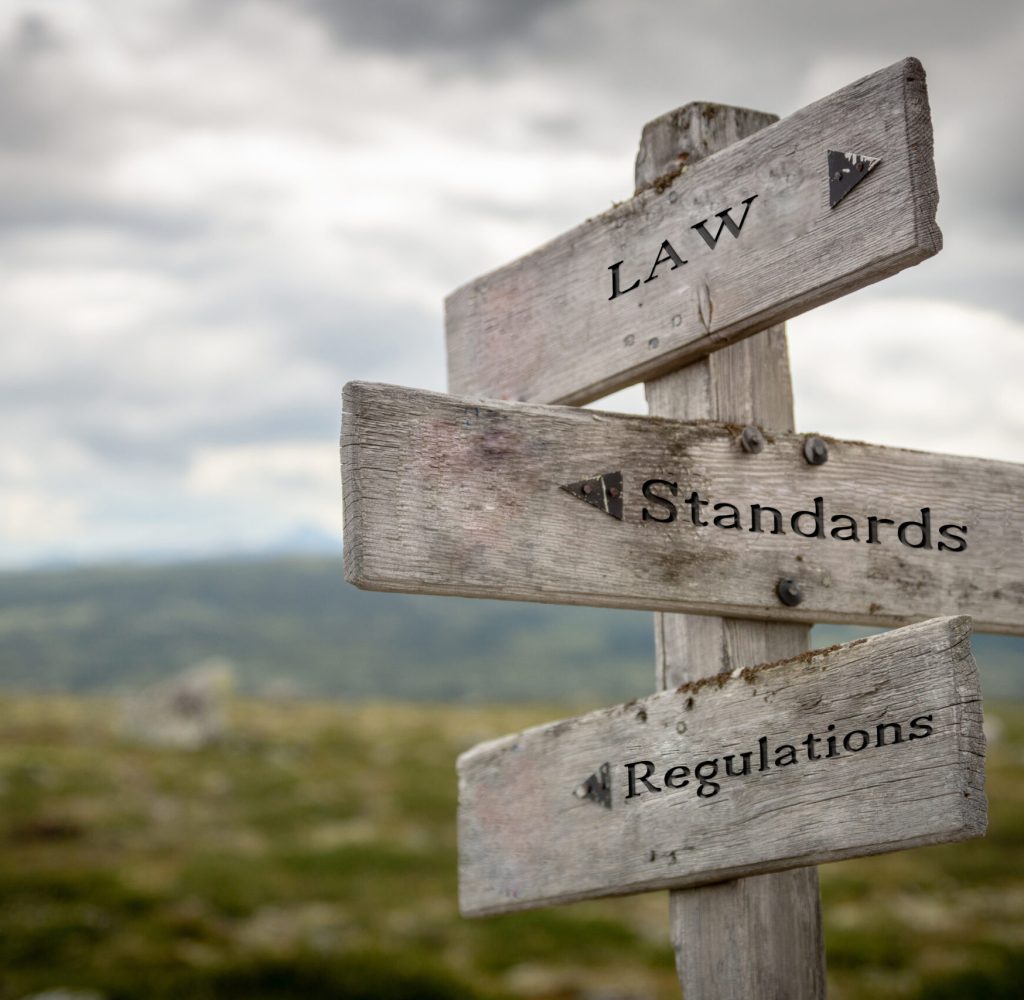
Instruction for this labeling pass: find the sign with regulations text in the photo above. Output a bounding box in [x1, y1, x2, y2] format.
[457, 617, 986, 916]
[342, 382, 1024, 636]
[446, 58, 940, 406]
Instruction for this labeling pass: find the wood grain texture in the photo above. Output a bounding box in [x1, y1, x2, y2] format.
[634, 104, 779, 195]
[341, 381, 1024, 635]
[668, 867, 823, 998]
[639, 106, 824, 1000]
[445, 58, 941, 406]
[457, 616, 986, 916]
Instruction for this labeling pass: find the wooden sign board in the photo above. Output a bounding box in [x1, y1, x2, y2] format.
[458, 616, 986, 916]
[342, 382, 1024, 636]
[446, 58, 940, 406]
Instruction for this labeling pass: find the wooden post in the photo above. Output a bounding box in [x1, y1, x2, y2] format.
[638, 104, 827, 999]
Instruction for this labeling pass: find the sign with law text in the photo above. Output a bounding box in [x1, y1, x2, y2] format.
[457, 617, 986, 916]
[446, 58, 940, 406]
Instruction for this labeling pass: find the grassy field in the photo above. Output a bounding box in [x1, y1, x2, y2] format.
[0, 694, 1021, 1000]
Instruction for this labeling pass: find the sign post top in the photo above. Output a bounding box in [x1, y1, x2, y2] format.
[633, 103, 779, 196]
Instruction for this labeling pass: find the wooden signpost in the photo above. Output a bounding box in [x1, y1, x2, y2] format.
[343, 382, 1024, 635]
[340, 57, 997, 998]
[458, 617, 985, 916]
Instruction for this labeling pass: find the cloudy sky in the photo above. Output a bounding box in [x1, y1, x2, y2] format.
[3, 1, 1023, 567]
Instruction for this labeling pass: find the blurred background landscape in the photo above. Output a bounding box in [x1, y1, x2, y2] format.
[2, 0, 1023, 997]
[2, 558, 1024, 705]
[0, 556, 1021, 999]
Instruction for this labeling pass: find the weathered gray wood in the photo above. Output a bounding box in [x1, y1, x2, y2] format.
[651, 365, 822, 996]
[457, 616, 986, 916]
[650, 331, 824, 998]
[657, 609, 811, 691]
[341, 381, 1024, 635]
[640, 106, 824, 1000]
[635, 104, 780, 195]
[643, 325, 795, 432]
[668, 868, 824, 998]
[446, 58, 940, 406]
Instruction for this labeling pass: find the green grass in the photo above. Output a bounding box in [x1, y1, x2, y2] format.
[0, 694, 1020, 999]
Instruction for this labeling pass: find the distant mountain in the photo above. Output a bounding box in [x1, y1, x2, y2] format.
[0, 557, 1020, 702]
[0, 522, 343, 574]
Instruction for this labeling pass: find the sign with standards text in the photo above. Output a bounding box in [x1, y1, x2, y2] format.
[342, 382, 1024, 636]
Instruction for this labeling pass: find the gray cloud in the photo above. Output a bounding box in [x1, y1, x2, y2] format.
[13, 11, 60, 54]
[289, 0, 579, 62]
[0, 192, 211, 240]
[1, 0, 1022, 565]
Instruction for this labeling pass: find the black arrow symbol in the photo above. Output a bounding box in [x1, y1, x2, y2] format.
[573, 762, 612, 809]
[561, 471, 623, 520]
[827, 149, 881, 208]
